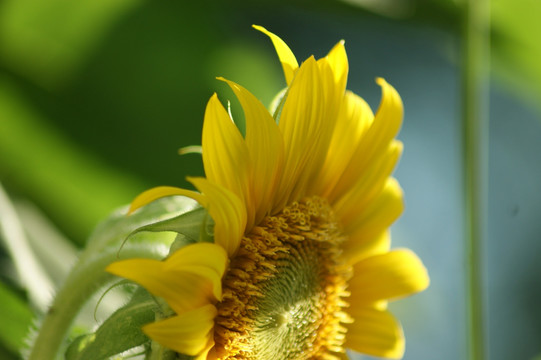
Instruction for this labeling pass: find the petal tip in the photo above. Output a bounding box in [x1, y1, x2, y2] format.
[252, 25, 298, 85]
[375, 77, 387, 85]
[252, 24, 265, 32]
[396, 248, 431, 293]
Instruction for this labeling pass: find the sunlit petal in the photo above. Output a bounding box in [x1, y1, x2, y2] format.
[349, 249, 429, 305]
[341, 230, 391, 265]
[166, 242, 228, 300]
[272, 56, 329, 211]
[253, 25, 299, 85]
[219, 78, 284, 227]
[202, 94, 252, 223]
[143, 304, 217, 356]
[328, 78, 403, 202]
[345, 307, 404, 359]
[128, 186, 204, 214]
[334, 140, 402, 225]
[311, 91, 373, 197]
[188, 177, 246, 257]
[339, 177, 404, 237]
[107, 258, 215, 314]
[326, 40, 349, 94]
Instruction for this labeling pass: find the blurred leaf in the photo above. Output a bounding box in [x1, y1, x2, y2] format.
[0, 0, 142, 89]
[14, 200, 78, 286]
[0, 183, 55, 311]
[0, 78, 146, 245]
[0, 281, 33, 354]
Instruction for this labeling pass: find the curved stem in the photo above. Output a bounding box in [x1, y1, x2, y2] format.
[27, 246, 162, 360]
[148, 341, 176, 360]
[25, 197, 193, 359]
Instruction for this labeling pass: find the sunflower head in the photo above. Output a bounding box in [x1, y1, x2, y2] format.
[107, 25, 429, 360]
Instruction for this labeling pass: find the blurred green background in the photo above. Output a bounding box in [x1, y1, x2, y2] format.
[0, 0, 540, 359]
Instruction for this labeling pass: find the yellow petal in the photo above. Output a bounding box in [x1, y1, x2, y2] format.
[188, 177, 246, 257]
[341, 230, 391, 265]
[311, 91, 373, 197]
[326, 40, 349, 94]
[128, 186, 204, 214]
[349, 249, 429, 306]
[253, 25, 299, 85]
[316, 58, 337, 119]
[345, 307, 405, 359]
[107, 257, 215, 314]
[166, 243, 228, 301]
[272, 56, 330, 211]
[328, 78, 403, 202]
[315, 41, 348, 125]
[218, 78, 284, 227]
[166, 242, 227, 277]
[333, 140, 402, 226]
[195, 336, 216, 360]
[202, 94, 252, 222]
[340, 177, 404, 237]
[143, 304, 217, 356]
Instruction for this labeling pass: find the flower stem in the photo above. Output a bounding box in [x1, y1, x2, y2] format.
[148, 341, 176, 360]
[462, 0, 490, 359]
[25, 197, 191, 359]
[26, 246, 161, 360]
[27, 259, 112, 360]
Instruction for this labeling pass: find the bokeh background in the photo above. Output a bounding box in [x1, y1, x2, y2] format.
[1, 0, 540, 359]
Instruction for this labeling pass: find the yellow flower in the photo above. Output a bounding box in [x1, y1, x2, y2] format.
[106, 26, 429, 360]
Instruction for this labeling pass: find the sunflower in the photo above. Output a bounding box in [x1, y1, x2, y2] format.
[106, 26, 429, 360]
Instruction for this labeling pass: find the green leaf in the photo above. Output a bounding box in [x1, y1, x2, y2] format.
[65, 289, 156, 360]
[0, 78, 147, 246]
[0, 281, 34, 353]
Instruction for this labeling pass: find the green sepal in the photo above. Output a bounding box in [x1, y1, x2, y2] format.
[83, 196, 199, 255]
[127, 206, 214, 245]
[65, 288, 156, 360]
[269, 87, 288, 124]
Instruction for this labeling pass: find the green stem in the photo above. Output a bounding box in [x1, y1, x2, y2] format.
[25, 197, 192, 359]
[462, 0, 490, 359]
[27, 246, 162, 360]
[148, 341, 176, 360]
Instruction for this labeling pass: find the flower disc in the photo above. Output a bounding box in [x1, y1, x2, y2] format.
[214, 196, 352, 360]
